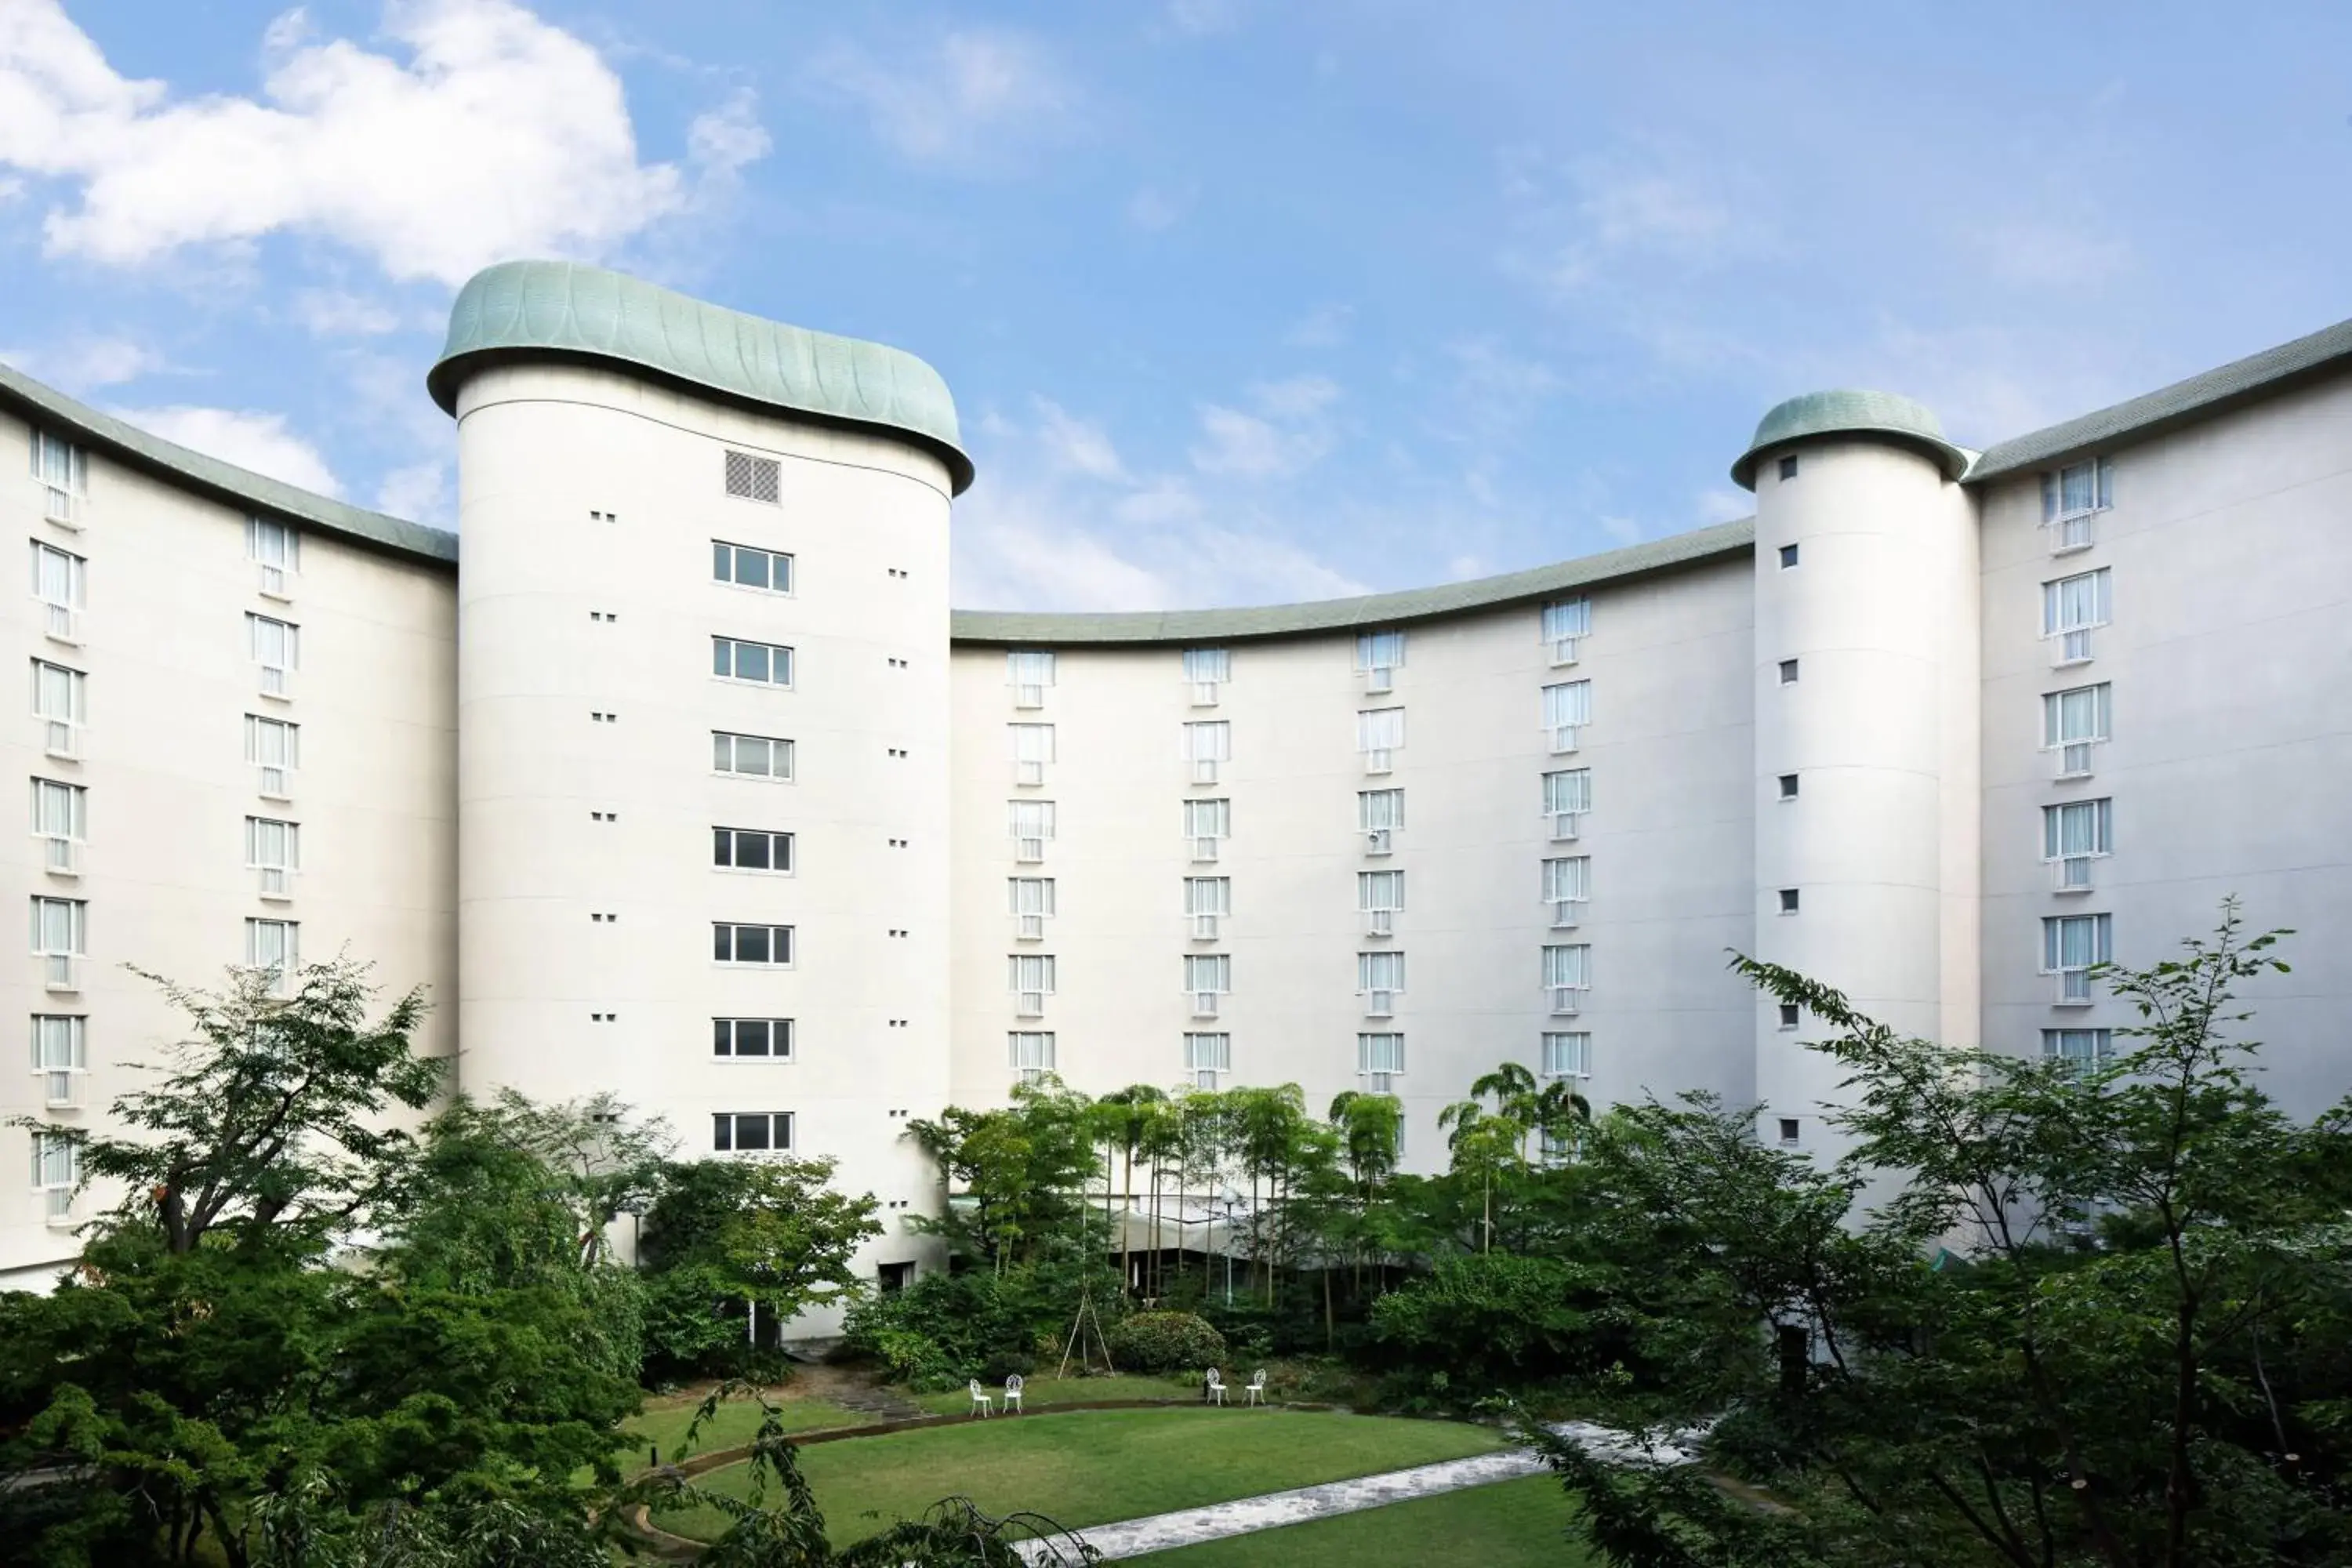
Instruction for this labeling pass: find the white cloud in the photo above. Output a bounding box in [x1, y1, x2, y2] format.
[376, 459, 448, 522]
[0, 0, 765, 286]
[113, 405, 339, 495]
[1505, 151, 1777, 300]
[1191, 375, 1341, 479]
[1283, 302, 1353, 348]
[1126, 186, 1187, 232]
[2, 335, 162, 390]
[292, 289, 404, 336]
[1697, 488, 1751, 524]
[808, 30, 1069, 167]
[1164, 0, 1241, 35]
[1033, 398, 1127, 481]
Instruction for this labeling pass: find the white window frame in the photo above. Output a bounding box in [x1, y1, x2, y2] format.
[1356, 1030, 1405, 1090]
[1008, 876, 1056, 938]
[248, 516, 299, 597]
[2042, 568, 2111, 666]
[1543, 942, 1591, 1014]
[1541, 598, 1591, 666]
[1009, 724, 1057, 784]
[2042, 913, 2111, 1005]
[245, 713, 299, 797]
[713, 635, 795, 688]
[31, 1013, 86, 1108]
[1356, 950, 1404, 1018]
[31, 779, 85, 877]
[713, 731, 796, 782]
[1184, 1031, 1231, 1090]
[1541, 855, 1590, 927]
[2042, 684, 2112, 779]
[244, 916, 298, 994]
[1008, 1030, 1057, 1086]
[31, 1128, 78, 1221]
[2042, 457, 2114, 522]
[1541, 1030, 1592, 1080]
[713, 923, 795, 967]
[1182, 647, 1230, 706]
[1356, 706, 1404, 774]
[713, 1110, 793, 1152]
[247, 613, 299, 688]
[31, 430, 86, 528]
[1007, 650, 1056, 708]
[2042, 798, 2112, 893]
[2042, 1028, 2111, 1072]
[713, 1017, 795, 1060]
[1355, 630, 1406, 692]
[1542, 680, 1591, 754]
[713, 826, 794, 875]
[30, 541, 85, 644]
[713, 539, 794, 595]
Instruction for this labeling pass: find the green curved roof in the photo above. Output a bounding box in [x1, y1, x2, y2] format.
[1730, 388, 1969, 488]
[429, 260, 972, 494]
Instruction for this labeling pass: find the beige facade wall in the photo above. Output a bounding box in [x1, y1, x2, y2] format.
[0, 405, 457, 1288]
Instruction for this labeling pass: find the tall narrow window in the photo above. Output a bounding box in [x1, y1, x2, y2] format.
[248, 517, 299, 595]
[1356, 707, 1404, 773]
[713, 636, 794, 688]
[1356, 1032, 1405, 1089]
[1355, 630, 1406, 680]
[245, 917, 298, 993]
[31, 780, 84, 875]
[31, 1128, 78, 1220]
[246, 714, 299, 797]
[1007, 877, 1056, 940]
[2042, 568, 2111, 666]
[33, 660, 85, 739]
[1543, 943, 1591, 1014]
[1541, 598, 1590, 666]
[1357, 952, 1405, 1010]
[2043, 913, 2112, 1004]
[1183, 797, 1229, 862]
[1182, 720, 1231, 784]
[724, 451, 782, 503]
[713, 731, 795, 782]
[1009, 723, 1055, 786]
[713, 540, 793, 593]
[1009, 799, 1057, 863]
[29, 543, 84, 643]
[1184, 1031, 1231, 1089]
[1541, 856, 1590, 926]
[1007, 650, 1055, 707]
[1542, 681, 1590, 753]
[245, 817, 299, 898]
[31, 430, 86, 526]
[2043, 798, 2113, 893]
[2041, 457, 2113, 550]
[31, 1014, 85, 1108]
[1541, 1031, 1592, 1080]
[1542, 769, 1592, 843]
[1008, 1031, 1057, 1086]
[1182, 647, 1230, 706]
[2042, 683, 2112, 778]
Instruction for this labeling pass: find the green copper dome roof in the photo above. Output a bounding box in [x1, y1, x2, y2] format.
[430, 260, 972, 494]
[1730, 387, 1968, 489]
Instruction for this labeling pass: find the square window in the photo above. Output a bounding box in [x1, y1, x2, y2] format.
[1777, 774, 1798, 800]
[1779, 543, 1798, 568]
[1778, 659, 1799, 684]
[1778, 888, 1799, 914]
[1778, 454, 1799, 481]
[1777, 1118, 1801, 1147]
[1778, 1003, 1799, 1029]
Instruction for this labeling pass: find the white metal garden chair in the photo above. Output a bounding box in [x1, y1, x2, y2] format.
[968, 1378, 993, 1418]
[1204, 1368, 1227, 1406]
[1004, 1373, 1025, 1414]
[1244, 1369, 1267, 1406]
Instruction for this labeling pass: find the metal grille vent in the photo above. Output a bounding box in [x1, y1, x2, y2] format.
[724, 451, 782, 503]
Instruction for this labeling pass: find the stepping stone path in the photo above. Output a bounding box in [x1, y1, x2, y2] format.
[832, 1385, 926, 1422]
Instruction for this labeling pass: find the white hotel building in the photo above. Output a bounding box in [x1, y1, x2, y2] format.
[5, 260, 2350, 1316]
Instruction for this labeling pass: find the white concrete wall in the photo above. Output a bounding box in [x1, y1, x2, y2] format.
[1978, 376, 2352, 1110]
[449, 365, 951, 1323]
[946, 556, 1758, 1167]
[1750, 437, 1980, 1154]
[0, 405, 458, 1289]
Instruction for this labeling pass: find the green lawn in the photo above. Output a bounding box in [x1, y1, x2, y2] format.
[657, 1406, 1505, 1544]
[909, 1370, 1206, 1416]
[618, 1389, 872, 1474]
[1145, 1475, 1594, 1567]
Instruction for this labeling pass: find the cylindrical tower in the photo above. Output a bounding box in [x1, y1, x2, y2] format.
[1734, 393, 1979, 1156]
[430, 262, 971, 1329]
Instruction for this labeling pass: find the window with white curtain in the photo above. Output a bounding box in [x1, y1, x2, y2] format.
[1009, 724, 1056, 762]
[30, 543, 83, 608]
[245, 818, 299, 870]
[1543, 769, 1592, 815]
[246, 715, 298, 769]
[1182, 798, 1229, 839]
[1007, 650, 1056, 688]
[32, 1014, 85, 1102]
[249, 517, 299, 571]
[31, 1129, 77, 1213]
[2042, 913, 2111, 972]
[1356, 707, 1405, 752]
[2042, 1029, 2112, 1071]
[1184, 1032, 1231, 1088]
[2042, 458, 2113, 521]
[32, 661, 84, 724]
[1357, 870, 1405, 912]
[1542, 681, 1592, 730]
[245, 917, 297, 976]
[247, 613, 299, 670]
[1183, 953, 1231, 993]
[31, 897, 83, 954]
[1181, 720, 1231, 760]
[1356, 950, 1406, 993]
[1541, 856, 1591, 905]
[2042, 568, 2111, 655]
[1182, 648, 1230, 684]
[31, 779, 83, 842]
[713, 731, 794, 781]
[1356, 1033, 1405, 1075]
[1358, 789, 1404, 830]
[1184, 877, 1231, 916]
[1007, 878, 1057, 916]
[1541, 598, 1592, 642]
[31, 430, 86, 495]
[1008, 954, 1058, 994]
[1008, 800, 1058, 839]
[1542, 944, 1591, 989]
[2042, 684, 2113, 748]
[1541, 1031, 1592, 1079]
[1008, 1031, 1057, 1084]
[2043, 799, 2113, 860]
[1355, 630, 1406, 671]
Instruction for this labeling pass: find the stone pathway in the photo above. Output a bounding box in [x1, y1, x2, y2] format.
[1018, 1421, 1693, 1562]
[831, 1385, 926, 1421]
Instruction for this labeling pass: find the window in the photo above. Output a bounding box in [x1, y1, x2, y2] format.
[2043, 913, 2112, 1004]
[32, 897, 84, 955]
[31, 1129, 77, 1221]
[1778, 1003, 1800, 1029]
[1356, 707, 1404, 771]
[33, 659, 85, 724]
[1185, 877, 1232, 916]
[1355, 630, 1406, 673]
[248, 613, 299, 670]
[2041, 457, 2113, 521]
[1778, 659, 1799, 684]
[1184, 953, 1231, 993]
[1183, 648, 1230, 684]
[1542, 681, 1590, 752]
[2042, 683, 2112, 776]
[2042, 1029, 2112, 1073]
[714, 924, 794, 965]
[1541, 598, 1590, 663]
[31, 541, 84, 611]
[1541, 1031, 1592, 1080]
[1184, 1032, 1231, 1089]
[1777, 773, 1799, 800]
[1008, 877, 1056, 939]
[246, 715, 298, 791]
[31, 1014, 85, 1107]
[724, 450, 782, 503]
[713, 636, 794, 688]
[31, 430, 86, 497]
[1356, 950, 1405, 995]
[1779, 543, 1798, 568]
[1358, 789, 1404, 832]
[1778, 453, 1799, 481]
[1009, 724, 1056, 782]
[1778, 888, 1800, 914]
[1181, 798, 1229, 840]
[713, 540, 793, 593]
[249, 516, 298, 573]
[1543, 944, 1590, 1012]
[714, 1018, 794, 1058]
[31, 779, 84, 845]
[1543, 769, 1592, 818]
[1008, 1031, 1056, 1086]
[1009, 953, 1058, 995]
[1542, 856, 1590, 909]
[1777, 1118, 1801, 1147]
[1009, 800, 1058, 853]
[1356, 1032, 1406, 1083]
[1181, 720, 1231, 762]
[2042, 568, 2111, 663]
[714, 827, 794, 873]
[2043, 800, 2113, 862]
[245, 918, 297, 988]
[245, 818, 299, 892]
[1007, 650, 1055, 705]
[713, 731, 794, 781]
[713, 1111, 793, 1152]
[1358, 870, 1405, 912]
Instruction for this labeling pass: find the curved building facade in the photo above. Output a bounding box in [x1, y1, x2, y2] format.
[9, 263, 2352, 1327]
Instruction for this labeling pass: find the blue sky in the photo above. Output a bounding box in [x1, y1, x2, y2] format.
[2, 2, 2347, 611]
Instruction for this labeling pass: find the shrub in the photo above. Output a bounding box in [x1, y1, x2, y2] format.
[1367, 1253, 1634, 1392]
[982, 1349, 1036, 1382]
[1107, 1311, 1227, 1373]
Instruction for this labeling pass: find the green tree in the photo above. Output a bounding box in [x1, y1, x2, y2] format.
[904, 1080, 1101, 1271]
